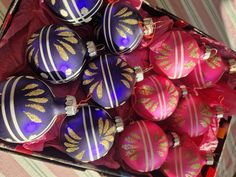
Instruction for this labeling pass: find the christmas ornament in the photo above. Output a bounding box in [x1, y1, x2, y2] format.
[27, 25, 87, 84]
[0, 76, 76, 143]
[119, 120, 177, 172]
[169, 94, 215, 137]
[82, 54, 136, 109]
[161, 136, 214, 177]
[60, 105, 123, 162]
[97, 1, 144, 54]
[182, 54, 227, 89]
[132, 75, 181, 121]
[149, 30, 202, 79]
[45, 0, 103, 25]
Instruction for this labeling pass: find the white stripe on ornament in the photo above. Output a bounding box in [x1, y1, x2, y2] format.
[62, 0, 79, 24]
[177, 31, 184, 78]
[1, 77, 20, 142]
[172, 32, 178, 79]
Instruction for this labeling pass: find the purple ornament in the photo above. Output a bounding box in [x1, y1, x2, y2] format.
[0, 76, 74, 143]
[82, 55, 136, 109]
[60, 105, 117, 162]
[101, 1, 143, 54]
[26, 25, 87, 84]
[45, 0, 103, 25]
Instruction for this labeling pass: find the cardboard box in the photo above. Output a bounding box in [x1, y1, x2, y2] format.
[0, 1, 235, 176]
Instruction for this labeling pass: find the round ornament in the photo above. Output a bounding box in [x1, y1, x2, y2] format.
[132, 75, 180, 121]
[161, 136, 214, 177]
[149, 30, 202, 79]
[60, 105, 118, 162]
[0, 76, 74, 143]
[170, 94, 213, 137]
[82, 54, 136, 109]
[101, 1, 143, 54]
[26, 25, 87, 84]
[119, 120, 169, 172]
[45, 0, 103, 25]
[182, 54, 227, 89]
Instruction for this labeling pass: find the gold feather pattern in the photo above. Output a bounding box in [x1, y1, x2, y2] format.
[75, 150, 85, 160]
[121, 80, 130, 88]
[184, 61, 196, 69]
[124, 68, 134, 73]
[25, 89, 45, 97]
[138, 98, 158, 112]
[66, 147, 79, 153]
[22, 84, 38, 91]
[54, 44, 69, 61]
[85, 70, 96, 77]
[116, 58, 122, 66]
[68, 127, 81, 141]
[199, 104, 212, 128]
[122, 133, 140, 161]
[65, 134, 78, 144]
[155, 43, 173, 71]
[57, 40, 76, 55]
[28, 98, 48, 104]
[138, 85, 155, 96]
[121, 19, 138, 25]
[51, 0, 56, 5]
[24, 111, 42, 123]
[55, 26, 69, 31]
[83, 78, 94, 85]
[28, 48, 35, 63]
[64, 142, 78, 148]
[157, 135, 168, 157]
[89, 82, 99, 94]
[118, 24, 133, 35]
[121, 73, 133, 81]
[63, 37, 78, 44]
[206, 56, 221, 69]
[114, 7, 128, 17]
[34, 50, 39, 67]
[166, 81, 178, 108]
[98, 118, 116, 151]
[116, 27, 127, 38]
[89, 62, 98, 70]
[97, 81, 103, 99]
[120, 11, 133, 18]
[25, 104, 46, 113]
[189, 48, 200, 58]
[58, 31, 75, 37]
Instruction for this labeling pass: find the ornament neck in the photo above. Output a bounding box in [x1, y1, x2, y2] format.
[53, 96, 77, 116]
[167, 132, 180, 148]
[228, 59, 236, 74]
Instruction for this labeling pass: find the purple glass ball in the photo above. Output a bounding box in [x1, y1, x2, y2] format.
[45, 0, 103, 25]
[60, 105, 116, 162]
[26, 25, 87, 84]
[82, 55, 136, 109]
[0, 76, 65, 143]
[102, 1, 143, 54]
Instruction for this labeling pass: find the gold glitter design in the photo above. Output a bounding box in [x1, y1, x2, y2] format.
[88, 82, 99, 94]
[63, 37, 78, 44]
[83, 78, 95, 85]
[28, 48, 35, 63]
[114, 7, 128, 17]
[84, 70, 96, 77]
[57, 40, 76, 55]
[68, 127, 81, 140]
[65, 69, 72, 76]
[206, 56, 221, 69]
[121, 73, 133, 81]
[54, 44, 69, 61]
[51, 0, 56, 5]
[155, 43, 173, 71]
[166, 80, 178, 108]
[121, 80, 130, 88]
[25, 104, 46, 113]
[184, 61, 196, 69]
[65, 134, 78, 144]
[75, 150, 85, 160]
[121, 19, 138, 25]
[66, 147, 79, 153]
[28, 98, 48, 104]
[118, 24, 133, 35]
[97, 81, 103, 99]
[24, 111, 42, 123]
[25, 89, 45, 97]
[64, 142, 78, 148]
[116, 27, 127, 38]
[34, 50, 39, 67]
[98, 118, 116, 151]
[55, 26, 69, 31]
[89, 62, 98, 70]
[22, 84, 38, 91]
[58, 31, 75, 37]
[199, 104, 212, 128]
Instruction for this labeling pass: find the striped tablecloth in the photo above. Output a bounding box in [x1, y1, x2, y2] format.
[0, 0, 236, 177]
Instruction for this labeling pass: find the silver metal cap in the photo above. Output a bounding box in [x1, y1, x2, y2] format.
[86, 41, 97, 57]
[134, 66, 144, 82]
[65, 95, 77, 116]
[115, 116, 124, 133]
[143, 18, 154, 36]
[205, 153, 214, 165]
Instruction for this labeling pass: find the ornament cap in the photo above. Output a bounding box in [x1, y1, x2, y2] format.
[228, 59, 236, 74]
[203, 46, 218, 60]
[180, 85, 188, 97]
[205, 153, 214, 165]
[134, 66, 144, 82]
[65, 95, 77, 116]
[143, 18, 154, 36]
[215, 106, 224, 119]
[169, 132, 180, 148]
[115, 116, 124, 133]
[86, 41, 97, 57]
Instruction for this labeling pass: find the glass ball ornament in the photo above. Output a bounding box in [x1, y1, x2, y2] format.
[60, 105, 123, 162]
[26, 25, 87, 84]
[0, 76, 76, 143]
[82, 54, 136, 109]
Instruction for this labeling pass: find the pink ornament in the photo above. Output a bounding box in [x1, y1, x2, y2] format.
[161, 136, 213, 177]
[149, 30, 202, 79]
[170, 94, 214, 137]
[119, 120, 169, 172]
[182, 54, 227, 89]
[132, 75, 180, 121]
